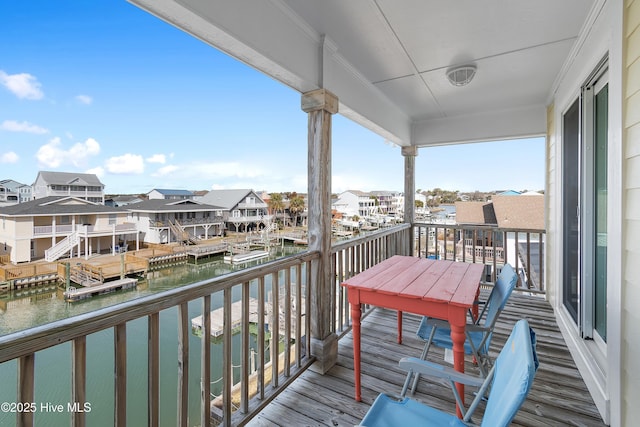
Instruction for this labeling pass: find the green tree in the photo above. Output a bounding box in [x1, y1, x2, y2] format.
[268, 193, 285, 227]
[289, 194, 305, 227]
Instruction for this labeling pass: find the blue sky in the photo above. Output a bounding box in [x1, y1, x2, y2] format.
[0, 1, 545, 195]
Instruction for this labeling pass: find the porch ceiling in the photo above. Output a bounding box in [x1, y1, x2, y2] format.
[130, 0, 595, 147]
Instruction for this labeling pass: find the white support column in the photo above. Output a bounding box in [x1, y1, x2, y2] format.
[402, 146, 418, 256]
[302, 89, 339, 374]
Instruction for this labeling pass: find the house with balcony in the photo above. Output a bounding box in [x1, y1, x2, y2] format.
[0, 196, 137, 264]
[147, 188, 195, 200]
[0, 179, 32, 204]
[0, 182, 19, 206]
[125, 198, 225, 244]
[2, 1, 637, 426]
[199, 189, 272, 232]
[32, 171, 105, 204]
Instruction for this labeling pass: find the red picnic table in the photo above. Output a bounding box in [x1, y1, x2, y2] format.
[341, 255, 484, 417]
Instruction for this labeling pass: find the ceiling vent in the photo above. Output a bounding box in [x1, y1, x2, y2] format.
[446, 65, 476, 87]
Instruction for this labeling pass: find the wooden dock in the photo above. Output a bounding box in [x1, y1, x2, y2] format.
[224, 250, 270, 265]
[192, 298, 262, 337]
[186, 243, 228, 261]
[63, 277, 138, 302]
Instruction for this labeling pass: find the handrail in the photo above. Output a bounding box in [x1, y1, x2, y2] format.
[413, 222, 546, 293]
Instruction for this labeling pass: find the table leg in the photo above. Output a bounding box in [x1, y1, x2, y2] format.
[397, 311, 403, 344]
[450, 323, 465, 418]
[351, 303, 362, 402]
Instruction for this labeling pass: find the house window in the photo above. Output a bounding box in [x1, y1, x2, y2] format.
[562, 59, 608, 346]
[109, 214, 117, 225]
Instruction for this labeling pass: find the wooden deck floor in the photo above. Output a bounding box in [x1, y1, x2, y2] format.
[248, 292, 606, 427]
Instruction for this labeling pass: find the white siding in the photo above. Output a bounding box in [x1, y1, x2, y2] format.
[623, 0, 640, 424]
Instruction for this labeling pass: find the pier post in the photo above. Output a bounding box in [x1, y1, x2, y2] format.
[302, 89, 339, 374]
[402, 146, 417, 256]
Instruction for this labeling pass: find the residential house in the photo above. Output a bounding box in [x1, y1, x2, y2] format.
[199, 189, 272, 232]
[0, 196, 136, 264]
[332, 190, 376, 219]
[125, 199, 224, 244]
[0, 179, 33, 204]
[0, 182, 19, 206]
[32, 171, 105, 204]
[455, 194, 545, 284]
[147, 188, 195, 200]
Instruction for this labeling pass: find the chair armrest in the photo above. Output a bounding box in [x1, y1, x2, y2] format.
[399, 357, 484, 388]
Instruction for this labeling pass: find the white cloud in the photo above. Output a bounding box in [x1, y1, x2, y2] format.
[105, 153, 144, 174]
[86, 166, 104, 177]
[146, 154, 166, 164]
[0, 120, 48, 134]
[36, 137, 101, 168]
[1, 151, 19, 163]
[75, 94, 93, 105]
[0, 70, 44, 100]
[155, 164, 178, 176]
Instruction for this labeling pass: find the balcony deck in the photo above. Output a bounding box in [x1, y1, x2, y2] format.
[249, 291, 606, 427]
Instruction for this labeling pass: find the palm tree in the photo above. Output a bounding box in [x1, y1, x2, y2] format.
[289, 193, 305, 227]
[267, 192, 285, 228]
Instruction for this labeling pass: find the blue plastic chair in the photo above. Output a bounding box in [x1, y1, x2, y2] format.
[406, 263, 518, 394]
[360, 319, 539, 427]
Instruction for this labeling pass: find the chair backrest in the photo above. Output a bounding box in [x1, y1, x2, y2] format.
[480, 319, 539, 426]
[481, 263, 518, 329]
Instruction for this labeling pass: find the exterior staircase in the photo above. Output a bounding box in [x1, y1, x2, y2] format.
[45, 231, 80, 262]
[170, 220, 198, 245]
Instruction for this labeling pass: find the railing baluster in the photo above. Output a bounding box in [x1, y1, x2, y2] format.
[526, 233, 532, 289]
[177, 303, 189, 427]
[295, 265, 303, 367]
[240, 282, 249, 415]
[284, 268, 291, 376]
[72, 337, 86, 427]
[270, 272, 279, 389]
[222, 288, 232, 427]
[18, 353, 34, 427]
[114, 323, 126, 427]
[148, 313, 159, 427]
[202, 295, 211, 427]
[257, 276, 265, 399]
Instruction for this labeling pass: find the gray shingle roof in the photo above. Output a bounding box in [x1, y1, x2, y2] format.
[0, 196, 120, 216]
[199, 189, 255, 210]
[36, 171, 104, 187]
[125, 199, 223, 212]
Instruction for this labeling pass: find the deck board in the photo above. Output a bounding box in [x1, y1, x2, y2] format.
[249, 292, 606, 427]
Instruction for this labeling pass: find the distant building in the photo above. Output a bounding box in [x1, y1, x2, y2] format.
[0, 196, 135, 263]
[147, 189, 195, 200]
[125, 199, 224, 244]
[0, 180, 20, 206]
[32, 171, 105, 204]
[199, 189, 272, 232]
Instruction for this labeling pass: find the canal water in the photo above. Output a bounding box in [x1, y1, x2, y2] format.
[0, 245, 304, 427]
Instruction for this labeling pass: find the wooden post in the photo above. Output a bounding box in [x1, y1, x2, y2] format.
[402, 146, 417, 256]
[302, 89, 339, 374]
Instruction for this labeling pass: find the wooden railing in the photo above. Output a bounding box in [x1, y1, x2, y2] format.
[0, 251, 320, 427]
[2, 222, 534, 427]
[331, 224, 411, 335]
[414, 222, 546, 293]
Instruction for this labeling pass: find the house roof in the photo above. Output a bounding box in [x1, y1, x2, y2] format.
[492, 195, 545, 230]
[199, 189, 257, 210]
[0, 196, 121, 217]
[125, 199, 223, 212]
[455, 201, 497, 226]
[35, 171, 104, 187]
[148, 189, 194, 196]
[455, 195, 545, 230]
